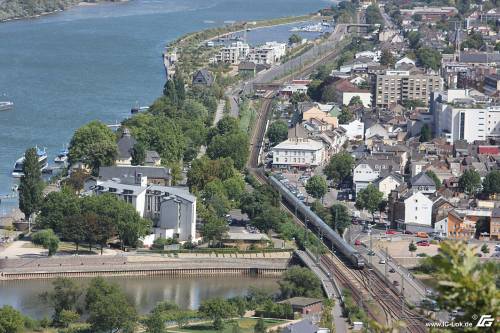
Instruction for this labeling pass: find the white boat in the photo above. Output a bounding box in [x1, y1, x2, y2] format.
[12, 147, 48, 178]
[54, 146, 69, 164]
[0, 101, 14, 111]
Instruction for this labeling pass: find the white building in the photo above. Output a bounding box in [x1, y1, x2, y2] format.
[375, 174, 404, 199]
[92, 176, 196, 244]
[272, 125, 325, 169]
[247, 42, 286, 65]
[216, 41, 250, 65]
[433, 89, 500, 143]
[434, 217, 448, 237]
[395, 56, 415, 67]
[340, 119, 364, 141]
[355, 50, 381, 62]
[403, 191, 433, 228]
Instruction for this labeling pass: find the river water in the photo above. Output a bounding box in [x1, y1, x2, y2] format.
[0, 0, 330, 214]
[0, 275, 280, 319]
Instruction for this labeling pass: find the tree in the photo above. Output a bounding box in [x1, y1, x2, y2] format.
[279, 266, 322, 298]
[305, 175, 328, 201]
[68, 120, 118, 174]
[187, 157, 237, 191]
[86, 277, 138, 333]
[207, 131, 249, 170]
[419, 124, 432, 142]
[37, 188, 81, 233]
[348, 96, 362, 106]
[288, 34, 302, 45]
[40, 278, 82, 325]
[427, 242, 500, 325]
[64, 169, 89, 194]
[425, 170, 441, 188]
[62, 215, 87, 254]
[163, 79, 178, 105]
[338, 106, 354, 124]
[459, 169, 482, 196]
[252, 206, 290, 233]
[0, 306, 25, 333]
[482, 170, 500, 197]
[18, 147, 44, 221]
[379, 49, 395, 66]
[356, 185, 384, 222]
[254, 317, 265, 333]
[409, 241, 417, 256]
[416, 47, 442, 71]
[94, 215, 115, 255]
[58, 310, 79, 328]
[324, 152, 354, 185]
[198, 298, 236, 330]
[31, 229, 59, 256]
[131, 142, 146, 166]
[330, 204, 351, 234]
[461, 31, 485, 50]
[320, 299, 335, 333]
[232, 323, 242, 333]
[267, 120, 288, 146]
[481, 243, 490, 254]
[143, 311, 165, 333]
[201, 215, 229, 246]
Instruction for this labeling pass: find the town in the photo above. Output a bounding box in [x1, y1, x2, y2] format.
[0, 0, 500, 333]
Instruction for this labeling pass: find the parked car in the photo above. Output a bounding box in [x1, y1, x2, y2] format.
[417, 241, 430, 246]
[385, 229, 397, 235]
[379, 259, 386, 264]
[403, 230, 413, 235]
[389, 268, 396, 273]
[354, 239, 362, 246]
[416, 232, 429, 238]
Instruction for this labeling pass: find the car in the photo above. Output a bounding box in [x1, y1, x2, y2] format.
[416, 232, 429, 238]
[389, 268, 396, 273]
[403, 230, 413, 235]
[417, 241, 430, 246]
[354, 239, 362, 246]
[379, 259, 386, 264]
[393, 280, 400, 286]
[367, 250, 375, 256]
[385, 229, 397, 235]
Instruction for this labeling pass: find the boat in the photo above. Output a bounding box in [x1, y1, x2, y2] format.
[54, 146, 69, 164]
[12, 146, 48, 178]
[289, 23, 324, 33]
[0, 101, 14, 111]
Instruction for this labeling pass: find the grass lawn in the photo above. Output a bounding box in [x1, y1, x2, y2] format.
[167, 318, 287, 333]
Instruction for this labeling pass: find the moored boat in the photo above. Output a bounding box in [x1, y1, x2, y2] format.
[0, 101, 14, 111]
[12, 147, 48, 178]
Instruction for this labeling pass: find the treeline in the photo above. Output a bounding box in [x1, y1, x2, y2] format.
[0, 0, 116, 21]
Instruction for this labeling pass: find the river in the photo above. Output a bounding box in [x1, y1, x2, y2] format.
[0, 0, 331, 215]
[0, 275, 280, 319]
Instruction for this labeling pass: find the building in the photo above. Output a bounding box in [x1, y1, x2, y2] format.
[375, 173, 404, 199]
[302, 105, 338, 128]
[402, 191, 434, 231]
[333, 80, 371, 108]
[116, 128, 137, 166]
[92, 176, 196, 243]
[215, 41, 250, 65]
[490, 208, 500, 240]
[192, 69, 215, 86]
[447, 209, 491, 240]
[99, 166, 171, 186]
[145, 150, 161, 166]
[279, 297, 323, 315]
[282, 320, 329, 333]
[375, 69, 442, 108]
[339, 119, 364, 141]
[400, 6, 458, 21]
[353, 158, 399, 194]
[247, 41, 286, 65]
[483, 74, 500, 96]
[272, 125, 325, 169]
[410, 172, 436, 195]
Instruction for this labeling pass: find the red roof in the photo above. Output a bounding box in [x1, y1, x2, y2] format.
[333, 79, 369, 93]
[478, 146, 500, 155]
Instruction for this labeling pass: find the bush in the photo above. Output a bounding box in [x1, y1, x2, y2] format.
[152, 237, 177, 250]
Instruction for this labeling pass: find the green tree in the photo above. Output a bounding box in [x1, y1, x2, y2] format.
[62, 214, 87, 254]
[143, 311, 165, 333]
[252, 206, 290, 233]
[40, 277, 82, 325]
[37, 188, 81, 233]
[18, 147, 44, 221]
[324, 152, 354, 186]
[131, 142, 146, 166]
[0, 306, 25, 333]
[254, 317, 265, 333]
[58, 310, 79, 328]
[163, 79, 178, 106]
[232, 323, 242, 333]
[85, 277, 138, 333]
[267, 120, 288, 146]
[459, 169, 482, 196]
[409, 241, 417, 256]
[481, 243, 490, 254]
[338, 106, 354, 124]
[31, 229, 59, 256]
[68, 120, 118, 174]
[198, 298, 236, 330]
[187, 157, 237, 191]
[419, 124, 432, 142]
[379, 49, 395, 66]
[461, 31, 485, 50]
[288, 33, 302, 44]
[348, 96, 362, 106]
[201, 215, 229, 246]
[279, 266, 322, 298]
[482, 170, 500, 196]
[174, 73, 186, 104]
[428, 241, 500, 326]
[207, 131, 249, 170]
[63, 169, 89, 194]
[426, 170, 442, 188]
[416, 47, 442, 70]
[330, 203, 351, 234]
[305, 175, 328, 201]
[356, 184, 384, 222]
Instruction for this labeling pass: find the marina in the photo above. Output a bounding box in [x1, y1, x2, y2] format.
[0, 101, 13, 111]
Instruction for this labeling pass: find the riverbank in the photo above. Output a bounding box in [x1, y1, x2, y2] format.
[0, 252, 291, 280]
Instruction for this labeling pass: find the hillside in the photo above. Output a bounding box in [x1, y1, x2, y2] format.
[0, 0, 115, 21]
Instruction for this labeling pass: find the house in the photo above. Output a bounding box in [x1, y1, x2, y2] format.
[192, 69, 215, 86]
[272, 125, 325, 169]
[238, 61, 257, 77]
[447, 209, 491, 240]
[353, 158, 399, 194]
[375, 173, 404, 199]
[395, 56, 415, 68]
[333, 80, 371, 108]
[340, 119, 364, 141]
[145, 150, 161, 166]
[402, 191, 434, 231]
[302, 106, 338, 128]
[246, 41, 287, 65]
[91, 176, 196, 243]
[98, 165, 171, 186]
[279, 297, 323, 315]
[116, 128, 137, 166]
[215, 41, 250, 64]
[434, 217, 448, 237]
[410, 172, 437, 194]
[490, 208, 500, 240]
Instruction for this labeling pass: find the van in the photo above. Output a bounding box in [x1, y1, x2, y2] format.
[416, 232, 429, 238]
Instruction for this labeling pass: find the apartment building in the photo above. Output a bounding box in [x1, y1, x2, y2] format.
[247, 42, 286, 65]
[375, 69, 442, 108]
[215, 41, 250, 65]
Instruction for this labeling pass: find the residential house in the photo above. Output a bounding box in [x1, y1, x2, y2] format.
[116, 128, 137, 166]
[192, 69, 215, 86]
[145, 150, 162, 166]
[302, 105, 338, 128]
[410, 172, 436, 194]
[374, 173, 404, 199]
[279, 297, 323, 315]
[99, 165, 171, 186]
[353, 157, 399, 193]
[447, 208, 491, 240]
[333, 79, 371, 108]
[402, 191, 434, 232]
[340, 119, 364, 141]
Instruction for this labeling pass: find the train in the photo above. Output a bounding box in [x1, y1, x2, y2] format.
[268, 175, 365, 269]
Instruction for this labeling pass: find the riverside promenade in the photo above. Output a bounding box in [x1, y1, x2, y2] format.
[0, 251, 292, 280]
